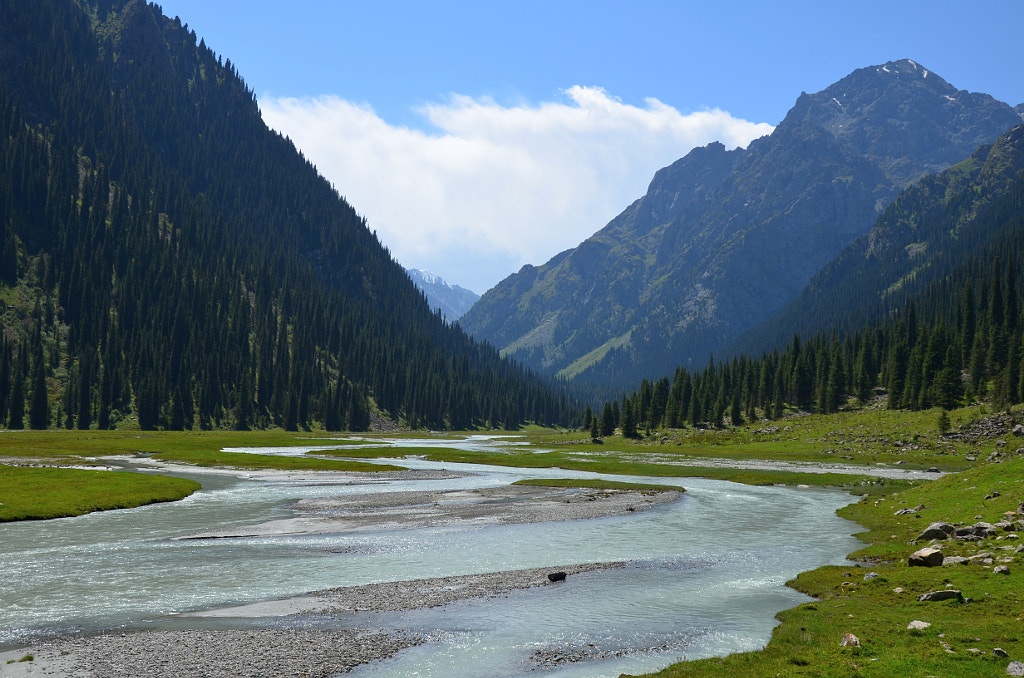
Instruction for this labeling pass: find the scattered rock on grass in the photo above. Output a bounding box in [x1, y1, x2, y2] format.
[1008, 659, 1024, 677]
[909, 547, 944, 567]
[840, 633, 860, 647]
[994, 565, 1011, 575]
[917, 590, 964, 602]
[907, 620, 931, 631]
[916, 522, 955, 541]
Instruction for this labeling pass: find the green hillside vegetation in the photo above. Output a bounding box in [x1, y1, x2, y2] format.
[731, 124, 1024, 357]
[598, 233, 1024, 438]
[0, 0, 575, 434]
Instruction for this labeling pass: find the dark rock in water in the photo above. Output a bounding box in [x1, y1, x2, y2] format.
[917, 589, 963, 602]
[909, 547, 944, 567]
[916, 521, 955, 541]
[547, 572, 567, 582]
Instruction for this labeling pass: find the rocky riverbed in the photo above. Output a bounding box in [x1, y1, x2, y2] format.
[1, 563, 623, 678]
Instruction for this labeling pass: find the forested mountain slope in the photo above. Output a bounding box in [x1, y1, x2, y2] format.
[729, 123, 1024, 356]
[600, 127, 1024, 433]
[0, 0, 573, 431]
[461, 60, 1023, 388]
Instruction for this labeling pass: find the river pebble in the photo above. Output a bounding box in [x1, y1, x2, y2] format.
[38, 628, 419, 677]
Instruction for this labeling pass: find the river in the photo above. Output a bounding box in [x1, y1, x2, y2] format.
[0, 436, 863, 677]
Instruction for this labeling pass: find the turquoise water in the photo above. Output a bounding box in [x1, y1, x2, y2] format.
[0, 438, 862, 676]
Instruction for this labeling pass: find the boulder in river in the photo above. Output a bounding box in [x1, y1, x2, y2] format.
[547, 572, 567, 582]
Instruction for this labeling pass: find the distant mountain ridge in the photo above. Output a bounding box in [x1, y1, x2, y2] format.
[460, 59, 1024, 387]
[405, 268, 479, 322]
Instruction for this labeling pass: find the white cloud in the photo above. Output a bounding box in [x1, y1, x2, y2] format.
[260, 87, 772, 294]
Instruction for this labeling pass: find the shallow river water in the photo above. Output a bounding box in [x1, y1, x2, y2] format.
[0, 436, 863, 677]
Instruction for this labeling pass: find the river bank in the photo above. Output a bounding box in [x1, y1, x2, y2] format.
[0, 563, 621, 678]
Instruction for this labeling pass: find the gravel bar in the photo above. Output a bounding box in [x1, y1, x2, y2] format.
[3, 563, 625, 678]
[5, 628, 418, 678]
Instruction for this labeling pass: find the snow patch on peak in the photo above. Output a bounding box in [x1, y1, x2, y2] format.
[409, 268, 443, 286]
[832, 97, 843, 108]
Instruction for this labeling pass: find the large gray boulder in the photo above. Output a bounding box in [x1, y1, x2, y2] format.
[916, 522, 955, 541]
[909, 547, 944, 567]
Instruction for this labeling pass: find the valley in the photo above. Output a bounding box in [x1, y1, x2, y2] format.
[1, 1, 1023, 677]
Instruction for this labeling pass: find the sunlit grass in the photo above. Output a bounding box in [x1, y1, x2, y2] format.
[0, 465, 200, 521]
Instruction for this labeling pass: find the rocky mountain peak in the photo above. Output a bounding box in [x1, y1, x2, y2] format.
[461, 61, 1023, 387]
[782, 59, 1016, 185]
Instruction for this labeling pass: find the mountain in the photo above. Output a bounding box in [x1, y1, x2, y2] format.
[608, 126, 1024, 430]
[0, 0, 574, 431]
[729, 122, 1024, 356]
[460, 60, 1023, 388]
[405, 269, 479, 323]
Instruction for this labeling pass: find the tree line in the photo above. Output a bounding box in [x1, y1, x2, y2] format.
[590, 248, 1024, 437]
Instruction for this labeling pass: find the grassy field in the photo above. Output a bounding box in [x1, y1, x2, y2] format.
[0, 430, 404, 521]
[0, 465, 200, 521]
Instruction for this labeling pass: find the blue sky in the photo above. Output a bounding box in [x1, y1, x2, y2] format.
[158, 0, 1024, 293]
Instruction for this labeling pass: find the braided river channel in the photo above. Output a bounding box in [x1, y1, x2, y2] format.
[1, 436, 865, 677]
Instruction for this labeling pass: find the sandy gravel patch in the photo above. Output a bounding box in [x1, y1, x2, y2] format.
[190, 561, 625, 618]
[0, 629, 418, 678]
[179, 484, 684, 539]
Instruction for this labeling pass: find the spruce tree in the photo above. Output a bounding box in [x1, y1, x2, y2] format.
[620, 397, 638, 439]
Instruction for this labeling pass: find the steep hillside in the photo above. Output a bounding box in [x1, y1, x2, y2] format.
[0, 0, 573, 431]
[461, 60, 1022, 388]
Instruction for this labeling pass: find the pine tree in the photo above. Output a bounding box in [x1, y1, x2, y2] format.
[8, 359, 25, 429]
[28, 336, 49, 429]
[620, 396, 638, 439]
[599, 402, 615, 437]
